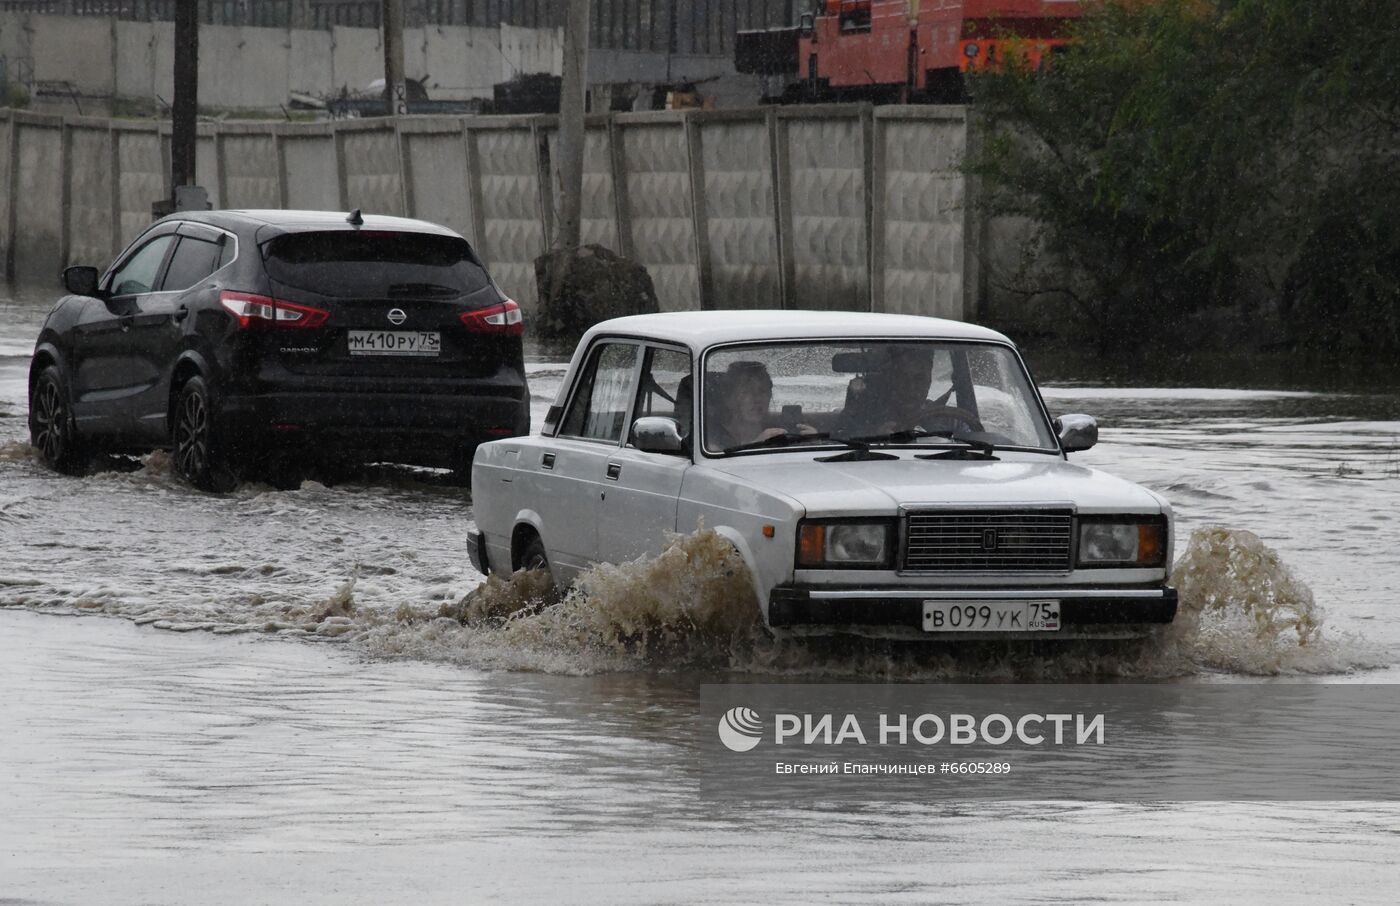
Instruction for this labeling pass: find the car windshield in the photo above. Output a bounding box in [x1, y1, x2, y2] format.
[700, 340, 1058, 454]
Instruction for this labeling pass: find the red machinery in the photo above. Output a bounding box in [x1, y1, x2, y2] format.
[736, 0, 1086, 103]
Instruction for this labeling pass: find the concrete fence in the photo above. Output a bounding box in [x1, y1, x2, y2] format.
[0, 104, 979, 320]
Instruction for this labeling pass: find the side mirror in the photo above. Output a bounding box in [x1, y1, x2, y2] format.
[1054, 413, 1098, 453]
[63, 265, 100, 297]
[799, 11, 815, 36]
[632, 416, 685, 455]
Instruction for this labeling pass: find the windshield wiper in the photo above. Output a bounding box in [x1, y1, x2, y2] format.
[722, 432, 894, 460]
[846, 428, 1002, 460]
[723, 431, 836, 454]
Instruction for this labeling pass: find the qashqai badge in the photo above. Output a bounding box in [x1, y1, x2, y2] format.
[387, 308, 407, 325]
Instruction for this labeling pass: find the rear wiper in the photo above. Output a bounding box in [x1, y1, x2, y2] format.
[387, 282, 461, 297]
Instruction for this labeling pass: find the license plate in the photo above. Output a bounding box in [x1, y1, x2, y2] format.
[922, 600, 1060, 632]
[347, 330, 440, 357]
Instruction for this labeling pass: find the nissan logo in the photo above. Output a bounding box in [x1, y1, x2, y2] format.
[387, 308, 407, 325]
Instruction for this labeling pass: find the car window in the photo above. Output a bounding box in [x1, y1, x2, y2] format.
[108, 234, 175, 296]
[263, 231, 491, 299]
[160, 236, 223, 292]
[560, 342, 640, 443]
[629, 346, 691, 442]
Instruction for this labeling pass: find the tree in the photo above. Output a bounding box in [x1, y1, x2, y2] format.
[967, 0, 1400, 357]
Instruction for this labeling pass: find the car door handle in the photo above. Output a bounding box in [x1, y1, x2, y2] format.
[541, 452, 555, 470]
[605, 463, 621, 480]
[173, 305, 189, 323]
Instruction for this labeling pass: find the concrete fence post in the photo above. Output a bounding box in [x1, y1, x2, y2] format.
[108, 125, 123, 259]
[334, 128, 349, 210]
[59, 119, 73, 271]
[214, 131, 229, 216]
[607, 114, 635, 260]
[770, 107, 794, 310]
[2, 114, 17, 282]
[683, 112, 713, 310]
[462, 121, 488, 263]
[962, 107, 985, 322]
[532, 116, 554, 250]
[869, 108, 887, 314]
[395, 118, 413, 217]
[274, 128, 290, 209]
[860, 104, 875, 313]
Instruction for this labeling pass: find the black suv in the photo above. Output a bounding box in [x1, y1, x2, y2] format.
[28, 209, 529, 489]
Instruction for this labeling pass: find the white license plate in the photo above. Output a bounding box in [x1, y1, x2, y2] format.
[347, 330, 440, 357]
[922, 600, 1061, 632]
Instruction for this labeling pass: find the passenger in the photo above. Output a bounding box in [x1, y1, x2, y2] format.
[706, 361, 784, 450]
[840, 346, 980, 437]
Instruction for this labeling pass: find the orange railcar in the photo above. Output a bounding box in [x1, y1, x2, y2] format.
[737, 0, 1085, 103]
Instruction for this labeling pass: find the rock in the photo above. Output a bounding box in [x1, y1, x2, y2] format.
[533, 245, 659, 339]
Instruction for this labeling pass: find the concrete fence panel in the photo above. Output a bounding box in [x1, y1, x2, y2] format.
[470, 121, 546, 313]
[541, 118, 623, 252]
[114, 126, 164, 252]
[200, 26, 294, 111]
[875, 108, 967, 319]
[12, 118, 64, 283]
[0, 116, 12, 276]
[218, 129, 281, 209]
[67, 123, 117, 269]
[400, 120, 473, 239]
[0, 108, 975, 324]
[694, 111, 781, 310]
[779, 107, 870, 312]
[279, 127, 340, 211]
[338, 122, 405, 216]
[617, 115, 700, 312]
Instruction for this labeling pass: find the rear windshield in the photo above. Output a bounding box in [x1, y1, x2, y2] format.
[263, 231, 492, 298]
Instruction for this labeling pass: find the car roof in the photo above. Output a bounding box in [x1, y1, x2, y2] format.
[582, 310, 1014, 351]
[161, 209, 462, 239]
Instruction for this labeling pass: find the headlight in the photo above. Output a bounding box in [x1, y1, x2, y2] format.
[797, 520, 895, 569]
[1077, 518, 1166, 567]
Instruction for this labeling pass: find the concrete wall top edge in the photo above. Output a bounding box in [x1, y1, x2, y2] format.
[872, 105, 968, 122]
[775, 104, 873, 120]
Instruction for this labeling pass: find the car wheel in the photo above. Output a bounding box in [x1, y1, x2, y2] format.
[173, 376, 238, 493]
[520, 535, 551, 575]
[29, 365, 87, 474]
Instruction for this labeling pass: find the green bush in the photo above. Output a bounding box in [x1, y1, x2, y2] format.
[968, 0, 1400, 356]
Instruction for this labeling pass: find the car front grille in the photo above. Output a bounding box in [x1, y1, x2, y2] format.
[903, 509, 1073, 572]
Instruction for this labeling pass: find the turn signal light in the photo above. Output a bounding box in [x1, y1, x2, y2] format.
[220, 291, 329, 329]
[460, 300, 523, 335]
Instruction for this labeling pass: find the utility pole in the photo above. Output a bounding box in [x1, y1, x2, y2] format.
[169, 0, 199, 211]
[549, 0, 591, 299]
[382, 0, 407, 116]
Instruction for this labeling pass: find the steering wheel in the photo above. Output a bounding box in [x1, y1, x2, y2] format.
[919, 404, 984, 434]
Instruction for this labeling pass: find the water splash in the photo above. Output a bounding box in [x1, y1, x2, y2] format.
[359, 526, 1383, 678]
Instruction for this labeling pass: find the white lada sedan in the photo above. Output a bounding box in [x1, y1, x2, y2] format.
[468, 311, 1176, 640]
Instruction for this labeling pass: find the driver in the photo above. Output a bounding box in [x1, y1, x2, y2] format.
[839, 346, 978, 437]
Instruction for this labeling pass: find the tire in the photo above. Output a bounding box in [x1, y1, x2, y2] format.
[520, 535, 550, 573]
[29, 365, 87, 475]
[518, 534, 557, 596]
[172, 376, 238, 493]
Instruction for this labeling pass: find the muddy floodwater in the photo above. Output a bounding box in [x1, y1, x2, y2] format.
[3, 285, 1399, 903]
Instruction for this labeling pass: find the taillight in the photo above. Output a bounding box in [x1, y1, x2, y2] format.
[219, 291, 330, 329]
[460, 299, 523, 336]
